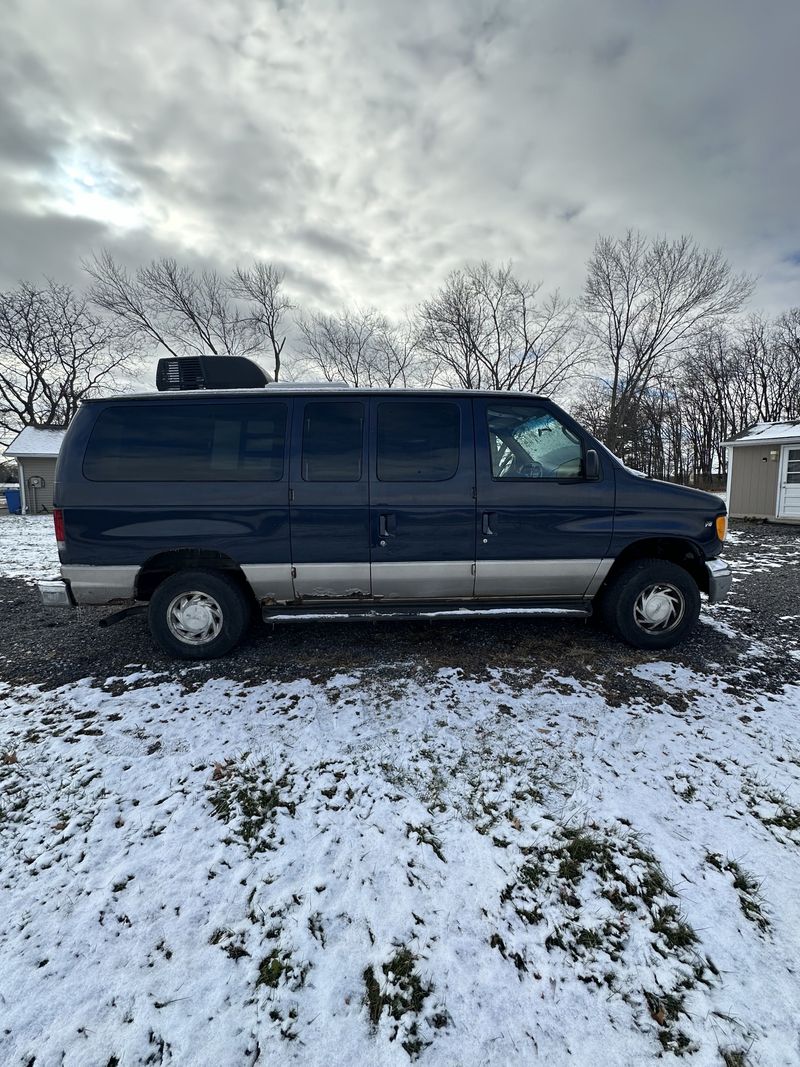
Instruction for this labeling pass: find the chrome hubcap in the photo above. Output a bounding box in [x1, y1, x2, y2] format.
[633, 583, 685, 633]
[167, 591, 223, 645]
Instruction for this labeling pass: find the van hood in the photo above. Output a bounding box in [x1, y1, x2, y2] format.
[616, 467, 726, 511]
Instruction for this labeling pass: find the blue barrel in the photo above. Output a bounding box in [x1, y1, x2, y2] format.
[3, 488, 21, 514]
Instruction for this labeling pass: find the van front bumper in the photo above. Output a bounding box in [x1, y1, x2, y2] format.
[705, 558, 733, 604]
[38, 578, 75, 607]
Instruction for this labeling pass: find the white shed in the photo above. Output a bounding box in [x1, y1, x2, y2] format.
[723, 422, 800, 520]
[4, 426, 67, 514]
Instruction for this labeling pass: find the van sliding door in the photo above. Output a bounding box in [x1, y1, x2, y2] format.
[289, 398, 371, 600]
[369, 396, 476, 600]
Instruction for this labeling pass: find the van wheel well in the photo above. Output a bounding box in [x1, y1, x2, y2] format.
[600, 538, 708, 595]
[135, 550, 253, 603]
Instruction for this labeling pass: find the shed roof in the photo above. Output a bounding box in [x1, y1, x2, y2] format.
[723, 421, 800, 447]
[4, 426, 67, 458]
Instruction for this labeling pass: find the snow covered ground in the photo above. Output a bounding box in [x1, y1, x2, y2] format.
[1, 516, 799, 1066]
[0, 514, 59, 581]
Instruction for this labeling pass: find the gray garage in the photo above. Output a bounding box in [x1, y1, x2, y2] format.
[724, 422, 800, 520]
[4, 427, 66, 514]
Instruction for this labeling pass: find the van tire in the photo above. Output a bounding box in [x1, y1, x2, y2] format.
[148, 569, 250, 659]
[599, 558, 701, 650]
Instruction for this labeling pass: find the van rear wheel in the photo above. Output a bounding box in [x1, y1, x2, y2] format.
[148, 570, 249, 659]
[599, 558, 700, 650]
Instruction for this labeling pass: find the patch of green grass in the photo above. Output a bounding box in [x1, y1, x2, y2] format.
[557, 828, 614, 883]
[651, 904, 698, 951]
[742, 781, 800, 837]
[207, 762, 297, 854]
[643, 988, 694, 1053]
[763, 806, 800, 832]
[498, 821, 706, 1057]
[257, 952, 284, 988]
[362, 946, 445, 1059]
[705, 853, 769, 932]
[364, 966, 383, 1027]
[575, 927, 603, 950]
[405, 823, 445, 863]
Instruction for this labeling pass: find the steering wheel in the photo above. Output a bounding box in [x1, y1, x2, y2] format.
[517, 460, 544, 479]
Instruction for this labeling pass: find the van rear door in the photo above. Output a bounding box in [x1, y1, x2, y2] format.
[289, 397, 371, 599]
[474, 398, 614, 598]
[369, 396, 476, 600]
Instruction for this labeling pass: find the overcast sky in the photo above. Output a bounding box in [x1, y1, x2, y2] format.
[1, 0, 799, 318]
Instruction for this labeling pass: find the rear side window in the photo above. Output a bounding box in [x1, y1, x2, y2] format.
[302, 402, 364, 481]
[83, 402, 287, 481]
[377, 401, 460, 481]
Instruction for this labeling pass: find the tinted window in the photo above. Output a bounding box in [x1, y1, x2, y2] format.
[84, 402, 287, 481]
[487, 404, 583, 479]
[302, 402, 364, 481]
[377, 401, 460, 481]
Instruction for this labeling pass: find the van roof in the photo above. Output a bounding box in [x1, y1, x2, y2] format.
[86, 386, 550, 403]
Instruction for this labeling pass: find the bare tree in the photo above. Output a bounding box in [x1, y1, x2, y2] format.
[85, 253, 293, 377]
[416, 261, 587, 395]
[731, 312, 800, 424]
[583, 231, 753, 455]
[230, 263, 294, 381]
[0, 280, 131, 440]
[297, 308, 420, 387]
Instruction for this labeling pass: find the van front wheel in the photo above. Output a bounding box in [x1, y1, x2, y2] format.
[599, 559, 701, 649]
[148, 570, 250, 659]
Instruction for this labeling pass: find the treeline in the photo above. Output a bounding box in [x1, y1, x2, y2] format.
[575, 312, 800, 484]
[1, 230, 798, 483]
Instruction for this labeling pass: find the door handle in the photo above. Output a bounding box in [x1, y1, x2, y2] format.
[482, 512, 496, 536]
[379, 513, 396, 538]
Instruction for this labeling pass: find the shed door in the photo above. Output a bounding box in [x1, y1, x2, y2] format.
[779, 447, 800, 518]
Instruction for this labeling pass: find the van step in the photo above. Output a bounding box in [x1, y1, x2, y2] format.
[262, 601, 592, 623]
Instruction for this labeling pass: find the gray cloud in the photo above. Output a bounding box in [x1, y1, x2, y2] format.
[0, 0, 798, 318]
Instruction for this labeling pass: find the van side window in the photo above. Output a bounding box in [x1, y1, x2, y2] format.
[487, 404, 583, 480]
[83, 402, 287, 481]
[377, 401, 460, 481]
[302, 402, 364, 481]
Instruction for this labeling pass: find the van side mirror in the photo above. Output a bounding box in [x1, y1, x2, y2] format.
[584, 449, 600, 480]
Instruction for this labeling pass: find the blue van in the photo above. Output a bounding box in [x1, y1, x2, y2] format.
[38, 358, 731, 659]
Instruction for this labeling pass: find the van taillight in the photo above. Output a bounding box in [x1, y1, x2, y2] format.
[53, 508, 65, 544]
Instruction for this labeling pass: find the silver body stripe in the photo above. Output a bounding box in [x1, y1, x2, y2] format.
[372, 560, 474, 599]
[240, 564, 295, 602]
[290, 562, 370, 600]
[61, 558, 613, 606]
[61, 565, 139, 604]
[475, 558, 611, 598]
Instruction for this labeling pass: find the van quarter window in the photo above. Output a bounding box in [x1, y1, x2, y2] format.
[377, 401, 460, 482]
[302, 401, 364, 481]
[83, 402, 287, 481]
[487, 404, 583, 480]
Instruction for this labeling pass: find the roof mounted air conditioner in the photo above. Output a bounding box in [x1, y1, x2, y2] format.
[156, 356, 272, 391]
